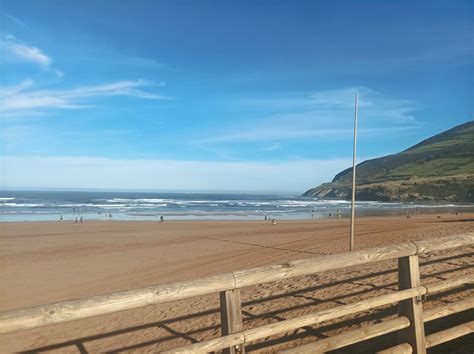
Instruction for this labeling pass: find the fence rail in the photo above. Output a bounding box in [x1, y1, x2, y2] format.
[0, 233, 473, 353]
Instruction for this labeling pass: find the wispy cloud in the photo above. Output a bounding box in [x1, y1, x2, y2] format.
[199, 126, 414, 144]
[0, 33, 167, 117]
[198, 87, 419, 144]
[0, 78, 35, 96]
[1, 79, 167, 116]
[77, 53, 172, 71]
[1, 35, 65, 79]
[1, 36, 51, 67]
[0, 11, 29, 29]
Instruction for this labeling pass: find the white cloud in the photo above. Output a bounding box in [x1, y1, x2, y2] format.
[1, 156, 353, 192]
[200, 127, 353, 143]
[0, 79, 167, 116]
[63, 80, 164, 99]
[0, 78, 34, 96]
[199, 87, 418, 144]
[1, 38, 51, 67]
[0, 35, 166, 116]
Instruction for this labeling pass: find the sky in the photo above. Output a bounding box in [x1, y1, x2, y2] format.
[1, 0, 473, 192]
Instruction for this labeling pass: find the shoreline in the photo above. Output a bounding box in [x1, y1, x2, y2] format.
[1, 212, 474, 224]
[2, 204, 473, 222]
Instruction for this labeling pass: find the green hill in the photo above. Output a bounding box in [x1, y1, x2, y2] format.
[303, 121, 474, 202]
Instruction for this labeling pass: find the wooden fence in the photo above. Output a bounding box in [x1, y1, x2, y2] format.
[0, 233, 473, 353]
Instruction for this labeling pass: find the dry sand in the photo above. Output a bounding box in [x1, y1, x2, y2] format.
[0, 213, 473, 353]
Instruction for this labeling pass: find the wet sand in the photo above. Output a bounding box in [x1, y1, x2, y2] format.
[0, 213, 473, 352]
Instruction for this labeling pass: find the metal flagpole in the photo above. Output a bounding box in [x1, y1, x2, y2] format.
[350, 91, 358, 252]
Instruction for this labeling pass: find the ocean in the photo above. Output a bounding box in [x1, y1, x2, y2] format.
[0, 190, 472, 222]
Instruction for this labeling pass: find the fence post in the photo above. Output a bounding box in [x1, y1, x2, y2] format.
[220, 289, 245, 354]
[397, 255, 426, 354]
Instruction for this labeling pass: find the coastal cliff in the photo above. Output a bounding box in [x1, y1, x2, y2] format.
[303, 122, 474, 202]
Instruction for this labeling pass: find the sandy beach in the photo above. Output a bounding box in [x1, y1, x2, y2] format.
[1, 213, 473, 353]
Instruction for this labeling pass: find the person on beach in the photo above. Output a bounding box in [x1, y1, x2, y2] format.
[160, 216, 164, 223]
[74, 217, 78, 224]
[108, 212, 113, 221]
[80, 216, 83, 223]
[271, 218, 276, 225]
[264, 215, 267, 221]
[59, 215, 63, 222]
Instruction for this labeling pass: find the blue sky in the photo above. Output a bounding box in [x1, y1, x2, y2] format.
[1, 0, 473, 192]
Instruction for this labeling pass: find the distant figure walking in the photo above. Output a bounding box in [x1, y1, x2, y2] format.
[80, 216, 83, 223]
[59, 214, 63, 222]
[74, 217, 78, 224]
[160, 215, 164, 223]
[264, 215, 267, 221]
[108, 212, 113, 221]
[329, 212, 332, 218]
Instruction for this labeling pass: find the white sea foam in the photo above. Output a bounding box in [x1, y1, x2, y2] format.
[132, 203, 168, 207]
[1, 203, 45, 207]
[56, 202, 167, 208]
[105, 198, 172, 203]
[184, 200, 231, 204]
[2, 192, 472, 222]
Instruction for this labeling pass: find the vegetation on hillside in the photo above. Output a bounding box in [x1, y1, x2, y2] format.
[304, 122, 474, 202]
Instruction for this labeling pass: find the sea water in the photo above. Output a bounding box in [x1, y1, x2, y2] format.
[0, 190, 472, 222]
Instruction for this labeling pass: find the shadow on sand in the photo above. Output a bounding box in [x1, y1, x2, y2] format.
[19, 252, 473, 353]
